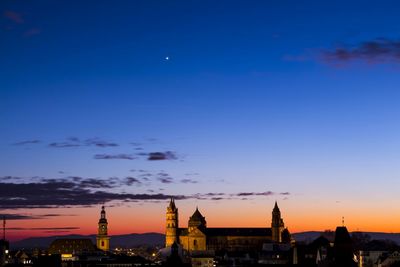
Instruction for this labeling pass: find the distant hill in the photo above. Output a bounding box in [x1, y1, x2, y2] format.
[11, 233, 165, 249]
[292, 231, 400, 245]
[11, 231, 400, 249]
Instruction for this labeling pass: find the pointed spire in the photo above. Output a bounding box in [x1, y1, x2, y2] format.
[168, 197, 176, 211]
[273, 201, 280, 211]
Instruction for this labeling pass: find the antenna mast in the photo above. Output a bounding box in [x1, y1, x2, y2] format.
[2, 216, 5, 240]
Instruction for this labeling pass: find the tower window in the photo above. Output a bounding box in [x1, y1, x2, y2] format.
[101, 241, 104, 247]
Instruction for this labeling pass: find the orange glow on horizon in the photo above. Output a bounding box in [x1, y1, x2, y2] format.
[5, 199, 400, 242]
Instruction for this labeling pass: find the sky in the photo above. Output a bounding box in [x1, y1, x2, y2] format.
[2, 0, 400, 241]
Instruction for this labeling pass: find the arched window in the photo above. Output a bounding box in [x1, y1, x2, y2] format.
[193, 239, 197, 250]
[101, 241, 104, 247]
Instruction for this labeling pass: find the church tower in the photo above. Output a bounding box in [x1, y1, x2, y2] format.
[165, 198, 178, 247]
[96, 206, 110, 251]
[271, 201, 284, 243]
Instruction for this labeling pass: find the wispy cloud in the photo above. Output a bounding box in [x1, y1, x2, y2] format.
[124, 177, 142, 186]
[148, 151, 177, 160]
[0, 176, 187, 209]
[0, 213, 69, 220]
[84, 138, 118, 147]
[7, 227, 80, 231]
[48, 137, 80, 147]
[94, 154, 136, 160]
[12, 140, 41, 146]
[158, 177, 174, 184]
[236, 191, 274, 196]
[4, 11, 24, 24]
[322, 38, 400, 64]
[0, 175, 288, 208]
[180, 178, 198, 184]
[156, 172, 174, 184]
[49, 137, 118, 148]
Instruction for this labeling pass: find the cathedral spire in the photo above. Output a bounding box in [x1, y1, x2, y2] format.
[272, 201, 283, 243]
[168, 197, 176, 211]
[273, 201, 280, 212]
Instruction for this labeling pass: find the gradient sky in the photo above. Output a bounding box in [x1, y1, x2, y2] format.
[2, 0, 400, 241]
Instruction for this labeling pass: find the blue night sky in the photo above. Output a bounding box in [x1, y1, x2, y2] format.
[1, 0, 400, 237]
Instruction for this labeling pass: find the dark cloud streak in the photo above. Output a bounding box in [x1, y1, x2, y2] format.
[148, 151, 177, 160]
[12, 140, 41, 146]
[322, 38, 400, 63]
[94, 154, 136, 160]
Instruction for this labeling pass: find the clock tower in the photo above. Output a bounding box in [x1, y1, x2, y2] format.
[96, 206, 110, 251]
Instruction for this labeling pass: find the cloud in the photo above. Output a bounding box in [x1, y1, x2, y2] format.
[12, 140, 41, 146]
[78, 178, 118, 189]
[204, 193, 225, 196]
[84, 138, 118, 147]
[158, 177, 174, 184]
[0, 175, 289, 208]
[124, 177, 142, 186]
[236, 191, 274, 196]
[4, 11, 24, 24]
[0, 213, 73, 220]
[156, 172, 174, 184]
[94, 154, 137, 160]
[1, 176, 23, 180]
[7, 227, 80, 231]
[0, 178, 187, 209]
[148, 151, 177, 160]
[180, 178, 198, 184]
[49, 141, 80, 148]
[49, 137, 118, 148]
[322, 38, 400, 64]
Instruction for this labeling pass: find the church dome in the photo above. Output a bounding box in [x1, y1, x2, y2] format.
[189, 207, 206, 228]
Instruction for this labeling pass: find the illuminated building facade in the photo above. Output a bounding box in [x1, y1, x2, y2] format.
[165, 199, 291, 252]
[96, 206, 110, 252]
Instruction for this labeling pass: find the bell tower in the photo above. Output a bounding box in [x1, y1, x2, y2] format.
[165, 198, 178, 247]
[271, 201, 284, 243]
[96, 206, 110, 251]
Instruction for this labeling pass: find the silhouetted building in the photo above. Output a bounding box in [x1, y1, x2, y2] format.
[377, 251, 400, 267]
[294, 236, 330, 266]
[34, 254, 61, 267]
[318, 226, 357, 267]
[165, 199, 291, 254]
[164, 242, 190, 267]
[359, 250, 387, 267]
[258, 243, 292, 265]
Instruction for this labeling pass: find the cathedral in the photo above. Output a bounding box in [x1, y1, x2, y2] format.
[165, 199, 291, 252]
